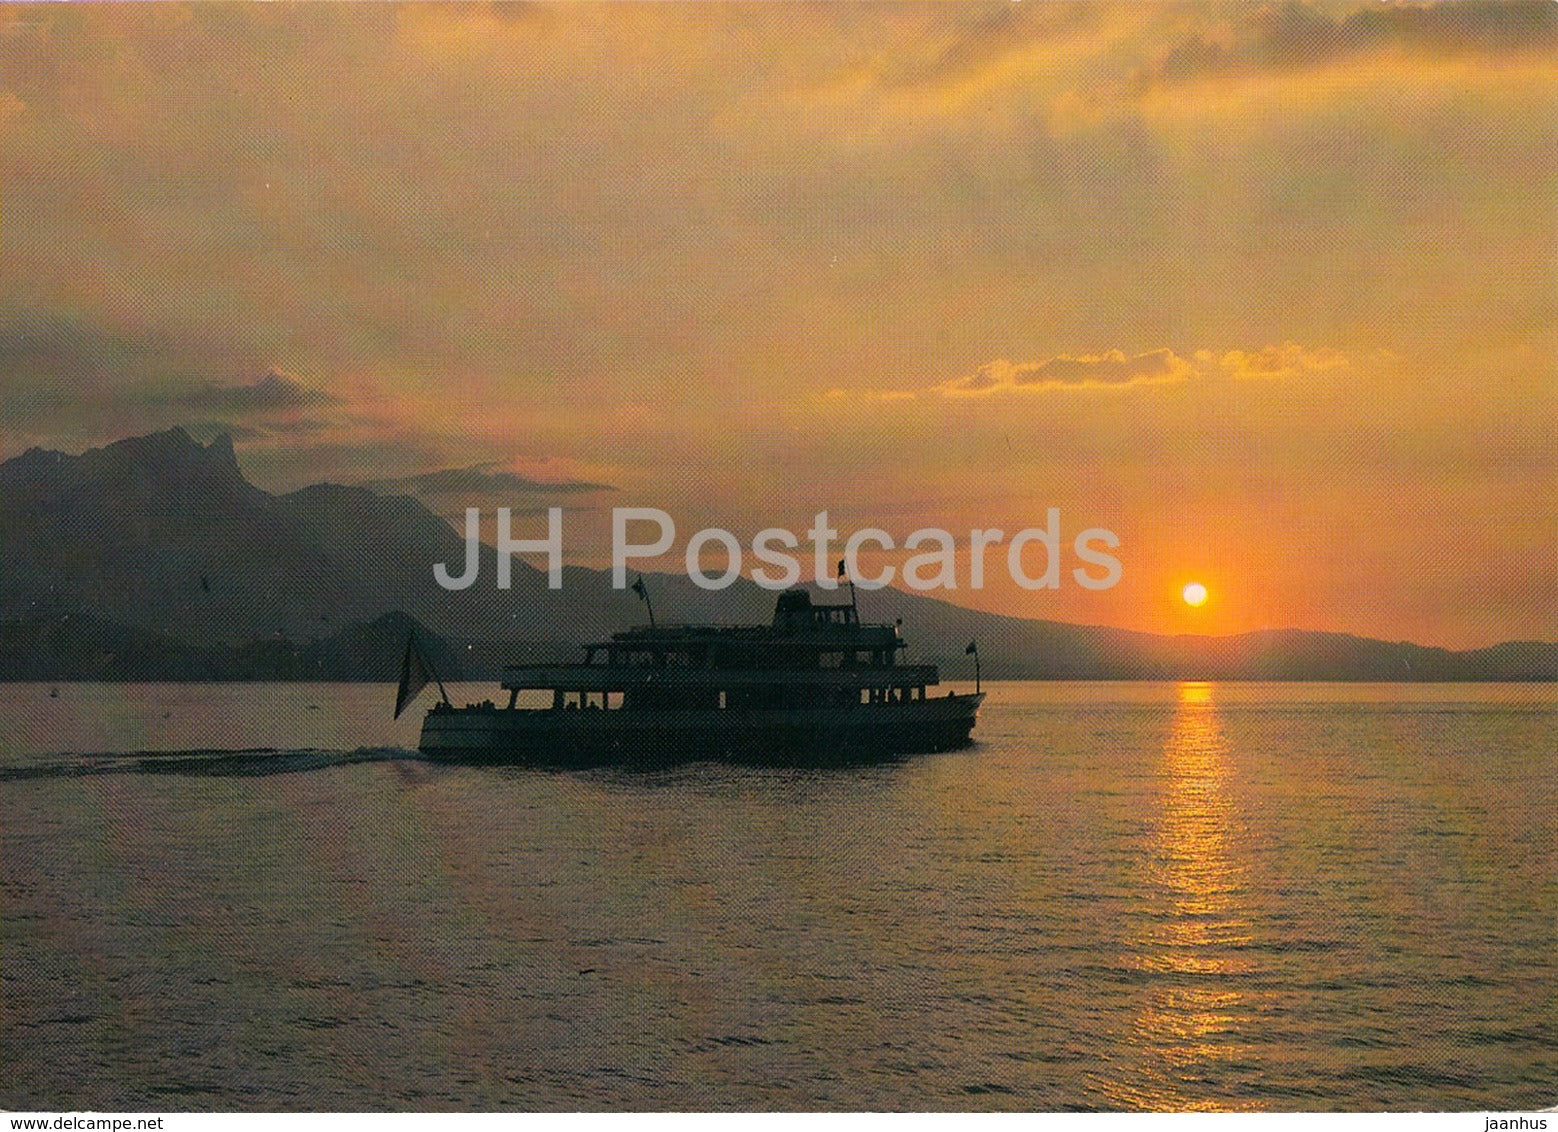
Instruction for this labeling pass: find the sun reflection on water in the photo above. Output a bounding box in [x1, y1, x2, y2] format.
[1111, 682, 1263, 1111]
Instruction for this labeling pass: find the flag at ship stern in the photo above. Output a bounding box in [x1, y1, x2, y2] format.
[394, 634, 434, 719]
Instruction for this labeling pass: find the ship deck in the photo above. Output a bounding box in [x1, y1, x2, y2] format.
[500, 663, 941, 693]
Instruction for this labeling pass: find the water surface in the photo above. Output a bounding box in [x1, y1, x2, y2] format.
[1, 681, 1553, 1110]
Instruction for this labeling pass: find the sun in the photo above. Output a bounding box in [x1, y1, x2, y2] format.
[1182, 581, 1208, 607]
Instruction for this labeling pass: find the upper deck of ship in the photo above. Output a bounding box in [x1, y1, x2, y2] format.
[591, 589, 899, 657]
[501, 589, 925, 693]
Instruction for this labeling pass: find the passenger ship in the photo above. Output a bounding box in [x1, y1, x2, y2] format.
[416, 589, 983, 765]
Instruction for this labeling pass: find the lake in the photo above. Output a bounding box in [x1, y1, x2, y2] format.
[1, 681, 1553, 1110]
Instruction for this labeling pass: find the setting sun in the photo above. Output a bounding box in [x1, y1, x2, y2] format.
[1182, 582, 1209, 607]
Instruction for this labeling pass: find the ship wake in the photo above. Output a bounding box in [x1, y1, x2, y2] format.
[0, 746, 419, 781]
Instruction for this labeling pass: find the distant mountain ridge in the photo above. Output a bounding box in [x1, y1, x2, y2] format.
[2, 428, 1553, 681]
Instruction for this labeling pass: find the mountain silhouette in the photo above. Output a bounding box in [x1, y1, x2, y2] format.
[2, 428, 1552, 680]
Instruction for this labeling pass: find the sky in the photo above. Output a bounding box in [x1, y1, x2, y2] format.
[1, 1, 1554, 647]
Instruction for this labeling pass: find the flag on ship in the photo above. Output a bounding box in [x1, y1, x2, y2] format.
[631, 574, 656, 628]
[395, 633, 435, 719]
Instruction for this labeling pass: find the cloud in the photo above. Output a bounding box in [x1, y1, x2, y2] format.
[359, 463, 616, 498]
[822, 341, 1351, 402]
[162, 370, 340, 416]
[906, 343, 1350, 397]
[940, 349, 1195, 394]
[1202, 342, 1351, 381]
[0, 307, 263, 392]
[1133, 1, 1558, 95]
[853, 3, 1103, 97]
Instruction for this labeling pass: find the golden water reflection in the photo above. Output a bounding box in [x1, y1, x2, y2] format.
[1116, 682, 1262, 1111]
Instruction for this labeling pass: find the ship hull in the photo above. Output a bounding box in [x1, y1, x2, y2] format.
[418, 693, 984, 767]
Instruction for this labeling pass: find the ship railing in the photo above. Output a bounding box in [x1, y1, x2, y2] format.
[499, 664, 940, 692]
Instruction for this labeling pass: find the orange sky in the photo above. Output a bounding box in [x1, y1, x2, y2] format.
[1, 2, 1554, 646]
